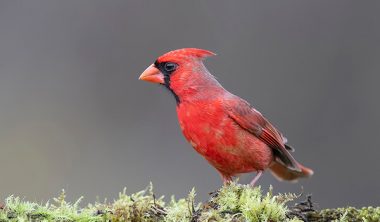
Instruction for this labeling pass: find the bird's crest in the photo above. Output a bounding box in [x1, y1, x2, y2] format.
[157, 48, 216, 63]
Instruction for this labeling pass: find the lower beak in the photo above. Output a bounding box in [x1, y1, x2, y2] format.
[138, 64, 164, 84]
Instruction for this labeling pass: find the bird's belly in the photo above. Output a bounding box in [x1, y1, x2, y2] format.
[198, 132, 273, 175]
[177, 105, 273, 176]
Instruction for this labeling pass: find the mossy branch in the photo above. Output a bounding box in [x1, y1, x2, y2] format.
[0, 182, 379, 222]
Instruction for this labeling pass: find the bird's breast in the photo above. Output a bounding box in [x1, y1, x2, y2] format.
[176, 101, 273, 175]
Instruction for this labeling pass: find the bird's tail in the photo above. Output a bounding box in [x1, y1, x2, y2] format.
[269, 161, 313, 182]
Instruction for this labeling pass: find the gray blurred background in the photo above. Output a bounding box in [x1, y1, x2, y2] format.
[0, 1, 379, 208]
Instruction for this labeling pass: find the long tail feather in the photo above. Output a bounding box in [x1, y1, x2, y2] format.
[269, 161, 313, 182]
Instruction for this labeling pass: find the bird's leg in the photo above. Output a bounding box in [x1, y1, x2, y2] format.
[250, 170, 263, 186]
[223, 176, 232, 185]
[219, 173, 233, 185]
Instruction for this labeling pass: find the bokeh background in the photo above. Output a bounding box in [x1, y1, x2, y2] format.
[1, 1, 379, 208]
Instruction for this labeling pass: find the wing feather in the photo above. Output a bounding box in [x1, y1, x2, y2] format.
[225, 98, 301, 172]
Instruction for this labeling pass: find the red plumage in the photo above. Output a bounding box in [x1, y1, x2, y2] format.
[139, 48, 313, 185]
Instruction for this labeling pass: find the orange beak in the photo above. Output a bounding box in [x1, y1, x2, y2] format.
[138, 64, 164, 84]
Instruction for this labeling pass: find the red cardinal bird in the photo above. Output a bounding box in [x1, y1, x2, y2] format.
[139, 48, 313, 185]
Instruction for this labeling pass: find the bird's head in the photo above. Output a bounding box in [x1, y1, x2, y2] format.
[139, 48, 221, 103]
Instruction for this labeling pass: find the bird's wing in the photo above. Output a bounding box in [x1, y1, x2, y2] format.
[225, 98, 301, 172]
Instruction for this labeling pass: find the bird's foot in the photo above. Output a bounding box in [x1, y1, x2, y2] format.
[221, 174, 233, 185]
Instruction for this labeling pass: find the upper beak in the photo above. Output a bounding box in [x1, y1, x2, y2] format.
[139, 64, 164, 84]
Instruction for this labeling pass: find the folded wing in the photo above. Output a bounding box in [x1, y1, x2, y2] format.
[225, 98, 301, 172]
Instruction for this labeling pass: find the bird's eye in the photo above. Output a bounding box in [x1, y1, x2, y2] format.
[164, 62, 177, 72]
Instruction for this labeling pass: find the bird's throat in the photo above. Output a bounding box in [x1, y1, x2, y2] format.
[163, 83, 180, 105]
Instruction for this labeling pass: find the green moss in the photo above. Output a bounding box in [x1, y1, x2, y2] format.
[165, 188, 198, 222]
[0, 183, 379, 221]
[306, 206, 380, 222]
[207, 183, 302, 222]
[2, 190, 102, 222]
